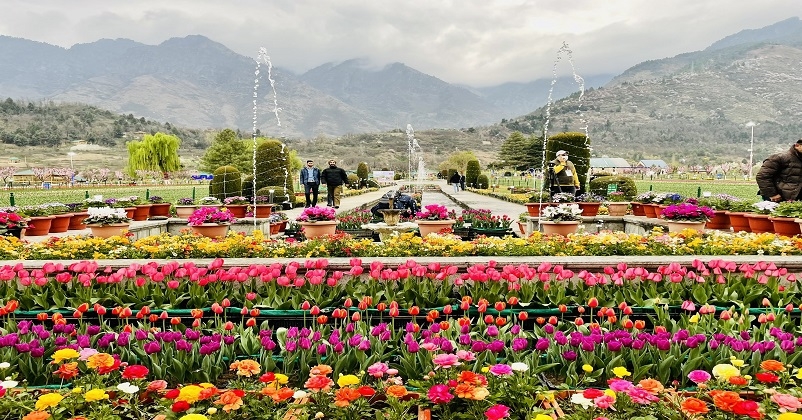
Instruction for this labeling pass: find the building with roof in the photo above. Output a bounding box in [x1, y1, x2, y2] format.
[636, 159, 669, 169]
[590, 157, 631, 169]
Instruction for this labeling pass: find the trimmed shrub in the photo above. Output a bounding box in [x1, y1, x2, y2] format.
[254, 140, 294, 203]
[347, 174, 360, 189]
[589, 175, 638, 199]
[242, 175, 255, 199]
[256, 186, 295, 205]
[476, 174, 489, 189]
[465, 160, 481, 188]
[209, 166, 242, 200]
[366, 179, 379, 188]
[356, 162, 369, 188]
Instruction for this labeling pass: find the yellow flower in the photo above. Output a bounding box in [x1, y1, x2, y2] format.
[275, 373, 289, 384]
[603, 389, 617, 400]
[179, 415, 209, 420]
[83, 388, 109, 402]
[712, 364, 740, 380]
[689, 314, 700, 323]
[481, 366, 490, 373]
[729, 357, 745, 367]
[72, 387, 83, 394]
[207, 408, 218, 415]
[176, 385, 203, 404]
[796, 369, 802, 380]
[35, 392, 64, 410]
[779, 414, 802, 420]
[51, 348, 80, 364]
[612, 366, 631, 378]
[337, 374, 360, 387]
[535, 415, 553, 420]
[582, 364, 593, 373]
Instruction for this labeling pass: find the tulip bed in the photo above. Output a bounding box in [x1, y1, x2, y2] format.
[3, 228, 802, 260]
[3, 258, 802, 419]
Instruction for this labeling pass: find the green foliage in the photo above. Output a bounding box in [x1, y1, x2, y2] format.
[256, 186, 295, 205]
[356, 162, 369, 188]
[366, 179, 379, 188]
[465, 159, 481, 187]
[772, 201, 802, 218]
[242, 175, 255, 199]
[209, 166, 242, 201]
[393, 173, 403, 180]
[498, 131, 544, 171]
[589, 175, 638, 199]
[476, 174, 489, 189]
[441, 150, 477, 173]
[254, 139, 294, 201]
[126, 132, 182, 176]
[546, 132, 590, 190]
[346, 174, 360, 189]
[199, 129, 250, 173]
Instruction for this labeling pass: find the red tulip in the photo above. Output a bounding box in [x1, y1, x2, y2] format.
[484, 315, 494, 324]
[301, 301, 311, 311]
[634, 320, 646, 330]
[76, 303, 89, 313]
[191, 309, 204, 319]
[518, 312, 528, 321]
[442, 305, 452, 315]
[221, 298, 231, 308]
[343, 298, 353, 308]
[507, 296, 519, 306]
[622, 319, 634, 329]
[246, 317, 257, 327]
[388, 307, 400, 318]
[439, 321, 450, 331]
[310, 305, 320, 316]
[588, 298, 599, 308]
[495, 316, 506, 326]
[548, 316, 558, 325]
[192, 319, 201, 328]
[316, 315, 328, 324]
[351, 312, 361, 322]
[170, 317, 181, 325]
[408, 306, 420, 316]
[37, 312, 49, 321]
[376, 302, 386, 312]
[558, 304, 568, 313]
[224, 321, 234, 330]
[494, 302, 506, 312]
[72, 310, 82, 318]
[149, 314, 158, 323]
[574, 317, 584, 326]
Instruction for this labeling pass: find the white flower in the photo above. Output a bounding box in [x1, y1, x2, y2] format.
[570, 393, 595, 408]
[510, 362, 529, 372]
[293, 390, 309, 400]
[1, 380, 18, 389]
[116, 382, 140, 394]
[0, 362, 9, 369]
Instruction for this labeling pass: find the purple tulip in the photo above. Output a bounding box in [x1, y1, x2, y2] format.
[87, 325, 101, 335]
[535, 338, 550, 351]
[317, 343, 327, 355]
[287, 327, 299, 339]
[512, 337, 528, 352]
[607, 341, 622, 352]
[223, 335, 235, 345]
[30, 348, 44, 358]
[184, 330, 200, 341]
[440, 340, 454, 353]
[543, 324, 554, 335]
[563, 350, 577, 361]
[488, 340, 505, 353]
[135, 330, 149, 341]
[76, 335, 90, 348]
[486, 326, 499, 337]
[175, 339, 192, 352]
[358, 339, 371, 351]
[285, 340, 297, 352]
[709, 339, 720, 350]
[117, 332, 130, 347]
[144, 341, 161, 354]
[333, 342, 344, 354]
[459, 334, 471, 345]
[300, 338, 312, 350]
[407, 341, 420, 353]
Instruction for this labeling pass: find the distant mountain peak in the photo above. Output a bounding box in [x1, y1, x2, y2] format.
[706, 16, 802, 51]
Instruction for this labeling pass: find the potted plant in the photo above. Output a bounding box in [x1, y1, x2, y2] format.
[540, 203, 583, 235]
[517, 212, 531, 236]
[551, 192, 576, 203]
[296, 206, 338, 239]
[698, 193, 742, 230]
[462, 208, 511, 237]
[83, 207, 133, 238]
[148, 195, 172, 218]
[725, 200, 758, 232]
[605, 191, 630, 216]
[198, 196, 222, 208]
[18, 205, 54, 236]
[525, 191, 554, 217]
[415, 204, 456, 236]
[632, 191, 657, 216]
[187, 207, 236, 238]
[267, 211, 290, 235]
[746, 201, 780, 233]
[659, 200, 715, 232]
[223, 196, 250, 218]
[769, 200, 802, 236]
[0, 209, 29, 239]
[174, 197, 197, 218]
[335, 208, 374, 239]
[108, 197, 136, 219]
[127, 195, 152, 221]
[575, 192, 604, 216]
[252, 195, 274, 218]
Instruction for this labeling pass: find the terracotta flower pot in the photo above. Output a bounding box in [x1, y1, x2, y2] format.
[642, 204, 658, 218]
[149, 203, 172, 218]
[606, 202, 629, 216]
[124, 207, 136, 219]
[25, 216, 55, 236]
[577, 202, 601, 216]
[745, 213, 774, 233]
[175, 205, 197, 218]
[631, 202, 646, 216]
[190, 223, 230, 238]
[88, 223, 130, 239]
[48, 213, 73, 233]
[225, 205, 249, 218]
[132, 204, 152, 221]
[299, 220, 338, 239]
[705, 210, 730, 230]
[68, 212, 89, 230]
[726, 211, 752, 232]
[525, 202, 555, 217]
[253, 204, 274, 218]
[416, 219, 457, 236]
[769, 216, 801, 236]
[540, 220, 580, 236]
[663, 220, 706, 233]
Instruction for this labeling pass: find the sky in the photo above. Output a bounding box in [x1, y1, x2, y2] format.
[1, 0, 799, 87]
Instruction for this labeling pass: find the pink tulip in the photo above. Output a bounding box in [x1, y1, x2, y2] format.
[167, 280, 179, 289]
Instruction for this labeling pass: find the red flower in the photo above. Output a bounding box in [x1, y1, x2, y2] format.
[755, 372, 780, 383]
[357, 386, 376, 397]
[171, 401, 190, 412]
[732, 400, 762, 419]
[121, 365, 149, 380]
[165, 389, 180, 399]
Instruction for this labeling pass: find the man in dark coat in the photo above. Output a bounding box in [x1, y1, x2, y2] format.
[320, 159, 348, 208]
[371, 190, 419, 219]
[299, 160, 321, 207]
[449, 172, 461, 193]
[756, 139, 802, 202]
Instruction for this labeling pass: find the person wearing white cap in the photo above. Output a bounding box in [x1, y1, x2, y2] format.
[545, 150, 580, 198]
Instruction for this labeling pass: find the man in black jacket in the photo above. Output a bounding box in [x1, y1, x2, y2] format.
[370, 190, 419, 219]
[756, 139, 802, 202]
[321, 159, 348, 208]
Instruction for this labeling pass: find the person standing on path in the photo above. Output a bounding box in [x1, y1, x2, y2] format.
[545, 150, 580, 198]
[321, 159, 348, 208]
[299, 159, 321, 207]
[449, 172, 461, 193]
[459, 172, 466, 191]
[756, 138, 802, 202]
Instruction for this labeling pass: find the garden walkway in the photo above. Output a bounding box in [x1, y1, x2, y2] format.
[21, 181, 528, 242]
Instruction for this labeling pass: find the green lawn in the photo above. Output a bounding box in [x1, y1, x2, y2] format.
[0, 184, 206, 207]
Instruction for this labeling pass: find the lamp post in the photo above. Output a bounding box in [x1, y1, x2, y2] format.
[67, 152, 76, 186]
[67, 152, 76, 170]
[746, 122, 756, 179]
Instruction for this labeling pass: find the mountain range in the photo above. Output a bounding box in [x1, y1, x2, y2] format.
[1, 17, 801, 166]
[0, 34, 612, 139]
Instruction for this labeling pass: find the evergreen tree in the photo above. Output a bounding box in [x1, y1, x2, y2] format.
[199, 129, 250, 173]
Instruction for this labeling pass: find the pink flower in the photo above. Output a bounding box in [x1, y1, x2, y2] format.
[627, 388, 659, 405]
[427, 384, 453, 404]
[772, 393, 802, 412]
[687, 370, 711, 384]
[432, 354, 461, 369]
[489, 364, 513, 376]
[594, 395, 615, 409]
[456, 350, 476, 361]
[608, 379, 634, 392]
[484, 404, 510, 420]
[367, 362, 389, 378]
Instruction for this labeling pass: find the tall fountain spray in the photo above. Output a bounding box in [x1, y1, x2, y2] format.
[251, 47, 282, 226]
[417, 157, 426, 182]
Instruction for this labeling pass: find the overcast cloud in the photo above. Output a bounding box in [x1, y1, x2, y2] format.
[1, 0, 798, 86]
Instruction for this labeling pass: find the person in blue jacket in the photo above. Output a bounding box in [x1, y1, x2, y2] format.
[299, 160, 321, 207]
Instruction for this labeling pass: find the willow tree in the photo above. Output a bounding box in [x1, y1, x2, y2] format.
[126, 132, 182, 177]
